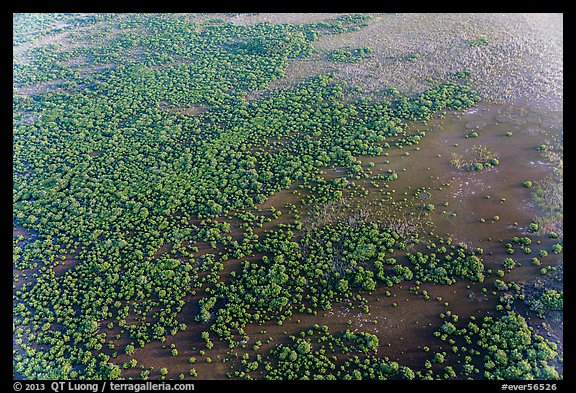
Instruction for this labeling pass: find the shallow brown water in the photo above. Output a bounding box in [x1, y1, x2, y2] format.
[13, 13, 563, 380]
[20, 101, 560, 381]
[353, 102, 560, 244]
[129, 101, 562, 380]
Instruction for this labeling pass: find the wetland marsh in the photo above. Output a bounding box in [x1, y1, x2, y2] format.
[13, 13, 562, 381]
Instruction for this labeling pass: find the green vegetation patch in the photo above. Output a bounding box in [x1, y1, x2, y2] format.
[236, 325, 413, 380]
[203, 219, 418, 346]
[401, 52, 421, 62]
[13, 12, 495, 380]
[407, 242, 485, 284]
[468, 37, 489, 47]
[443, 311, 560, 379]
[327, 47, 373, 63]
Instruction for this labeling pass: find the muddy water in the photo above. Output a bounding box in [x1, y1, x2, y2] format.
[249, 102, 562, 375]
[356, 102, 560, 245]
[98, 102, 563, 380]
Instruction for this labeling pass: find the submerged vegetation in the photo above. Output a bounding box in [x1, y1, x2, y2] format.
[531, 139, 563, 237]
[450, 145, 499, 171]
[13, 13, 562, 381]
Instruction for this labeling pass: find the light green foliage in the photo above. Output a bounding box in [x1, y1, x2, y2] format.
[526, 289, 563, 317]
[407, 243, 485, 284]
[469, 37, 489, 47]
[439, 311, 560, 379]
[327, 47, 373, 63]
[13, 13, 483, 379]
[251, 325, 408, 380]
[502, 257, 516, 271]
